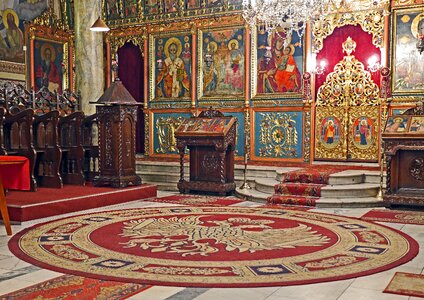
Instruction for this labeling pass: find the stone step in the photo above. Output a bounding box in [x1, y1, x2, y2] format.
[142, 180, 180, 191]
[275, 169, 385, 185]
[138, 171, 182, 183]
[321, 183, 380, 198]
[137, 161, 184, 173]
[235, 188, 384, 208]
[254, 177, 381, 198]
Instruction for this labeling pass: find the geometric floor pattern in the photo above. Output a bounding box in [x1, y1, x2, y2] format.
[0, 191, 423, 299]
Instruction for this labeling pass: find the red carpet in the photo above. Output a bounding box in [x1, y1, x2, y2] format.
[384, 272, 424, 298]
[0, 274, 151, 299]
[274, 183, 323, 197]
[267, 195, 318, 206]
[145, 194, 243, 206]
[9, 205, 418, 288]
[267, 166, 346, 206]
[5, 184, 157, 222]
[281, 166, 347, 184]
[361, 209, 424, 225]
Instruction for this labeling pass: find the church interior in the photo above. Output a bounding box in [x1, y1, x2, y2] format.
[0, 0, 424, 299]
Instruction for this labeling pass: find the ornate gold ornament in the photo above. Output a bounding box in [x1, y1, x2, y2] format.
[145, 111, 150, 155]
[303, 110, 311, 162]
[155, 116, 186, 153]
[107, 26, 146, 59]
[312, 10, 385, 53]
[391, 0, 419, 6]
[0, 61, 25, 74]
[315, 37, 381, 161]
[31, 6, 69, 31]
[258, 112, 299, 158]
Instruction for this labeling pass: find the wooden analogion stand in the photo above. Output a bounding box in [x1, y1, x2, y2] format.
[382, 103, 424, 207]
[175, 109, 236, 195]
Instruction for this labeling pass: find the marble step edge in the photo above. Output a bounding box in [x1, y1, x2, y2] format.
[276, 169, 386, 185]
[141, 180, 180, 191]
[255, 177, 384, 195]
[137, 161, 297, 174]
[139, 172, 265, 185]
[235, 188, 384, 208]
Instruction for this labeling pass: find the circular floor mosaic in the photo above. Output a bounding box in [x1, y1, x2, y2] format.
[9, 206, 418, 287]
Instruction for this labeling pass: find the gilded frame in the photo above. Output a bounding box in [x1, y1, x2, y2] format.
[26, 11, 75, 92]
[391, 7, 424, 94]
[149, 30, 193, 103]
[0, 4, 40, 82]
[250, 26, 304, 100]
[197, 25, 246, 101]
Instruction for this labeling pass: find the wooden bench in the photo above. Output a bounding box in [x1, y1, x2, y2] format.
[59, 111, 85, 185]
[82, 114, 99, 181]
[33, 110, 63, 188]
[2, 109, 38, 191]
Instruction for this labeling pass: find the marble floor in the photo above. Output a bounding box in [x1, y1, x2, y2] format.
[0, 191, 423, 300]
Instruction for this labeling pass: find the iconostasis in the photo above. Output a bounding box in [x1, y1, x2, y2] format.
[1, 0, 423, 163]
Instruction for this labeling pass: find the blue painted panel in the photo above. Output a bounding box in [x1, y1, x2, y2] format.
[223, 111, 245, 156]
[254, 111, 303, 159]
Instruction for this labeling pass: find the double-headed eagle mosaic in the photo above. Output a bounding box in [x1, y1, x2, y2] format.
[120, 215, 330, 256]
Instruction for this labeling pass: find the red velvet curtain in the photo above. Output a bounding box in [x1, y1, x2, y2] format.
[316, 25, 381, 92]
[117, 43, 145, 154]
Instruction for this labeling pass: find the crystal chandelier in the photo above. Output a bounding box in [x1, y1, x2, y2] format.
[242, 0, 329, 39]
[242, 0, 390, 40]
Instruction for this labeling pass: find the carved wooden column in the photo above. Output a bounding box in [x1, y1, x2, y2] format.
[91, 79, 141, 188]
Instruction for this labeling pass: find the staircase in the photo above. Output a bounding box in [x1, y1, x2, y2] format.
[136, 158, 385, 208]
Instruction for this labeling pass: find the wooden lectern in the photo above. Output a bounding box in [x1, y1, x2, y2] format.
[382, 102, 424, 207]
[91, 80, 141, 188]
[175, 109, 236, 195]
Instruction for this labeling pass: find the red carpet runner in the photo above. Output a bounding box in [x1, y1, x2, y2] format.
[267, 166, 347, 206]
[384, 272, 424, 298]
[361, 209, 424, 225]
[0, 274, 151, 300]
[9, 205, 418, 288]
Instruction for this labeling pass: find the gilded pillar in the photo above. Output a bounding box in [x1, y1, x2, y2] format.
[74, 0, 105, 115]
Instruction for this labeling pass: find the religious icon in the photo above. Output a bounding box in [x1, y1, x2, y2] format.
[256, 28, 302, 96]
[200, 27, 245, 98]
[185, 0, 200, 9]
[409, 116, 424, 132]
[34, 40, 63, 93]
[106, 0, 121, 19]
[353, 117, 373, 148]
[385, 115, 408, 133]
[320, 117, 340, 147]
[123, 0, 138, 18]
[155, 35, 191, 99]
[0, 9, 25, 63]
[393, 9, 424, 93]
[145, 0, 160, 14]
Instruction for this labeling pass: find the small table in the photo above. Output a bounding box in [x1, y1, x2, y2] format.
[0, 156, 30, 235]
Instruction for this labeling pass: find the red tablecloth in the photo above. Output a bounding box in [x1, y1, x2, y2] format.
[0, 156, 30, 191]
